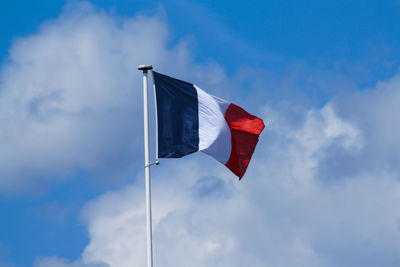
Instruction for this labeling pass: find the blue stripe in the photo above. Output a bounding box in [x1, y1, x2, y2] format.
[153, 71, 199, 158]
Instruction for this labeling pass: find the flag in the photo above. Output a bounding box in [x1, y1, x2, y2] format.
[153, 71, 265, 179]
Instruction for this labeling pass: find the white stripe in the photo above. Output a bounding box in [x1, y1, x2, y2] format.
[194, 85, 231, 164]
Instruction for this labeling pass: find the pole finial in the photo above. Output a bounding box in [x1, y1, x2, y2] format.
[138, 65, 153, 73]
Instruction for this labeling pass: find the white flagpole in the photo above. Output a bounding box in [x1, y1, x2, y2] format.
[138, 64, 154, 267]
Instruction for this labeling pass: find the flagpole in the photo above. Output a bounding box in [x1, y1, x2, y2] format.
[138, 64, 154, 267]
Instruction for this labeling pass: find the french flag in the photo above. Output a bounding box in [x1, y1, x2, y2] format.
[153, 72, 265, 179]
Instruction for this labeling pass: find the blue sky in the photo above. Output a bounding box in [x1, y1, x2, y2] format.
[1, 1, 400, 266]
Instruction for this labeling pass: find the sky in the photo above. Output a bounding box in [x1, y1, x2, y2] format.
[1, 0, 400, 266]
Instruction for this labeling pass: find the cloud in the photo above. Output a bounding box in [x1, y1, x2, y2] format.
[0, 1, 225, 194]
[39, 70, 400, 266]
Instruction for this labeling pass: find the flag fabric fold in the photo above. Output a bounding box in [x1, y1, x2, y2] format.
[153, 71, 265, 179]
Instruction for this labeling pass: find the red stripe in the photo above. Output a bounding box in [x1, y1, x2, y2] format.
[224, 103, 265, 179]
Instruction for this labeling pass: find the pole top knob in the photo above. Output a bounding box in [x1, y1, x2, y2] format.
[138, 65, 153, 72]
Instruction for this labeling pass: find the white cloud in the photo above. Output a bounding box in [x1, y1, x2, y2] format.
[40, 65, 400, 266]
[40, 79, 400, 266]
[0, 1, 226, 193]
